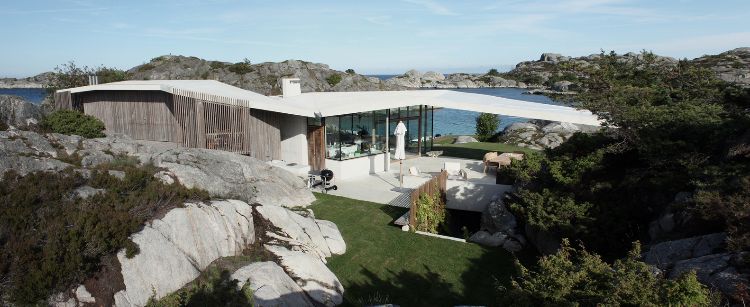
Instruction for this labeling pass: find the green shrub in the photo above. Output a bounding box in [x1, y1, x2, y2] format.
[0, 163, 209, 305]
[487, 68, 500, 76]
[345, 69, 356, 74]
[500, 239, 716, 306]
[475, 113, 499, 141]
[42, 110, 106, 138]
[326, 74, 342, 86]
[413, 182, 446, 233]
[228, 58, 253, 75]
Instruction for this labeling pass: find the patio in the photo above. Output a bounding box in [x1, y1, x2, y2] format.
[324, 156, 512, 212]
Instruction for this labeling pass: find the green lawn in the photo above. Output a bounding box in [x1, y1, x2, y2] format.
[433, 139, 537, 160]
[311, 193, 516, 307]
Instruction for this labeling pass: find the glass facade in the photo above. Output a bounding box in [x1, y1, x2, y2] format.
[325, 106, 433, 161]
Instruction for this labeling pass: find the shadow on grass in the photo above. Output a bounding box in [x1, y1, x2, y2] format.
[379, 205, 409, 225]
[344, 247, 516, 307]
[434, 146, 491, 160]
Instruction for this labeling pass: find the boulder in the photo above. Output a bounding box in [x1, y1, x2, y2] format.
[469, 231, 507, 247]
[0, 95, 42, 128]
[317, 219, 347, 255]
[266, 245, 344, 306]
[480, 199, 517, 234]
[255, 205, 337, 260]
[453, 135, 478, 144]
[153, 170, 176, 185]
[112, 200, 255, 306]
[541, 122, 580, 135]
[231, 261, 314, 307]
[535, 133, 565, 148]
[73, 185, 105, 199]
[539, 53, 563, 62]
[643, 233, 727, 269]
[503, 122, 539, 133]
[669, 253, 748, 296]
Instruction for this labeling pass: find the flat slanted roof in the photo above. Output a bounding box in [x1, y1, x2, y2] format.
[59, 80, 601, 126]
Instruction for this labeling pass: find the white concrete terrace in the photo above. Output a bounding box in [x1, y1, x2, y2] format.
[322, 156, 512, 212]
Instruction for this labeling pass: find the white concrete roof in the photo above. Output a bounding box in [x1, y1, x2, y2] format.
[277, 90, 601, 126]
[60, 80, 601, 126]
[59, 80, 315, 117]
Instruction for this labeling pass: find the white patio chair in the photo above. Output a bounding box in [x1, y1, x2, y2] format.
[443, 162, 468, 181]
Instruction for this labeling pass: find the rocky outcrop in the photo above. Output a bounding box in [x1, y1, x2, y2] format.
[0, 95, 42, 127]
[113, 200, 256, 306]
[384, 70, 527, 89]
[642, 233, 749, 299]
[470, 195, 526, 252]
[0, 129, 315, 207]
[128, 56, 404, 95]
[231, 261, 315, 307]
[692, 47, 750, 87]
[500, 120, 599, 149]
[52, 200, 347, 307]
[0, 72, 52, 88]
[453, 135, 478, 144]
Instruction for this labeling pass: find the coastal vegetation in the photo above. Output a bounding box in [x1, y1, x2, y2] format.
[475, 113, 499, 141]
[326, 73, 342, 86]
[45, 61, 128, 94]
[502, 239, 715, 306]
[42, 110, 106, 138]
[0, 159, 209, 305]
[503, 51, 750, 302]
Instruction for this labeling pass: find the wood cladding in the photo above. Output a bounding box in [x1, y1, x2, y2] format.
[72, 90, 281, 161]
[307, 125, 326, 171]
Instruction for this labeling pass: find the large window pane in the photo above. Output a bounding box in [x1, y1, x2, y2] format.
[325, 117, 340, 160]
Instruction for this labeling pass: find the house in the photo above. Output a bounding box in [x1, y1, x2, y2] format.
[54, 78, 600, 180]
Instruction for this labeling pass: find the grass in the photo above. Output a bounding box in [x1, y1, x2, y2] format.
[433, 135, 538, 160]
[311, 193, 517, 307]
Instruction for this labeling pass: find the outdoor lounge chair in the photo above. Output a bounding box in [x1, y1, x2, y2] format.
[483, 151, 499, 173]
[408, 166, 432, 178]
[443, 162, 468, 181]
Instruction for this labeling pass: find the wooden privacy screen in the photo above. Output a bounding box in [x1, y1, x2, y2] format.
[78, 90, 281, 161]
[409, 170, 448, 227]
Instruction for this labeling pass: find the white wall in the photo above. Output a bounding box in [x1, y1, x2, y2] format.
[325, 153, 386, 180]
[279, 114, 309, 166]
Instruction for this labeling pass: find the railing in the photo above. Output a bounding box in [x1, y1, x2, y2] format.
[409, 170, 448, 228]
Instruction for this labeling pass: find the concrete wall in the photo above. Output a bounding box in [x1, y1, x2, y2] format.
[326, 153, 386, 180]
[279, 114, 309, 166]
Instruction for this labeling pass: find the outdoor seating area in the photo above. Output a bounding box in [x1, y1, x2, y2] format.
[483, 151, 525, 173]
[324, 156, 511, 212]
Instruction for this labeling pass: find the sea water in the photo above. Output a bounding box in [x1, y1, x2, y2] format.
[0, 88, 47, 104]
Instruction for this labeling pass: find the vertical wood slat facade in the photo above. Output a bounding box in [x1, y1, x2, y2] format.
[409, 170, 448, 228]
[69, 90, 282, 161]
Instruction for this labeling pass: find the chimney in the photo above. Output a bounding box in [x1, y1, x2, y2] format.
[281, 78, 301, 97]
[88, 75, 99, 85]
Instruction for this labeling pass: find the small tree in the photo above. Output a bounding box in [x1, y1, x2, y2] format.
[487, 68, 500, 76]
[326, 74, 342, 86]
[345, 69, 356, 74]
[475, 113, 499, 141]
[46, 62, 127, 94]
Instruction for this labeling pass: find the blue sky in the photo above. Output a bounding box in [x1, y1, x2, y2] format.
[1, 0, 749, 77]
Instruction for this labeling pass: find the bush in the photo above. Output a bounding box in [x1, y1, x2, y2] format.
[0, 163, 209, 305]
[475, 113, 499, 141]
[326, 74, 343, 86]
[137, 63, 156, 72]
[42, 110, 106, 138]
[500, 239, 716, 306]
[210, 61, 228, 70]
[413, 182, 446, 233]
[345, 69, 356, 74]
[487, 68, 500, 76]
[228, 58, 253, 75]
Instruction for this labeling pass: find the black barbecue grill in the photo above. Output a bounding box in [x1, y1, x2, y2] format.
[311, 169, 337, 193]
